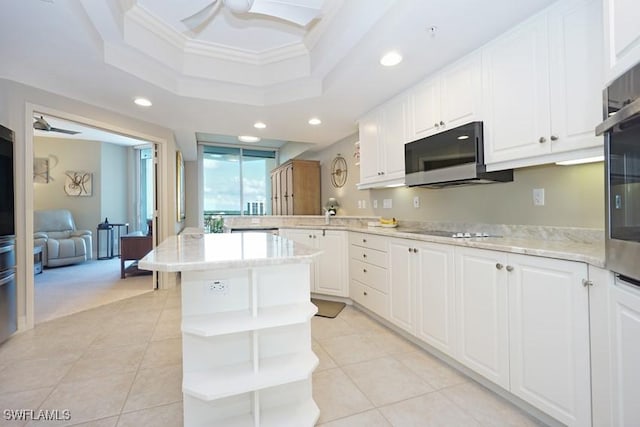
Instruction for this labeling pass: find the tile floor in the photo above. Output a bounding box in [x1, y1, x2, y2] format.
[0, 288, 547, 426]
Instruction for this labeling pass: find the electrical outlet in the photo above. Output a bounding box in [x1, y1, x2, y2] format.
[251, 218, 260, 224]
[357, 200, 363, 209]
[208, 280, 227, 294]
[373, 200, 378, 209]
[362, 200, 367, 209]
[533, 188, 545, 206]
[413, 196, 420, 208]
[383, 199, 392, 209]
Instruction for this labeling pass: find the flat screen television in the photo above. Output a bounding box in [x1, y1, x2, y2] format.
[0, 124, 15, 237]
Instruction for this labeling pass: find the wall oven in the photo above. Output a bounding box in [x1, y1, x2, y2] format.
[596, 62, 640, 284]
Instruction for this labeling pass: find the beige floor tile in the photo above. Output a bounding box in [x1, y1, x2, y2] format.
[150, 318, 181, 342]
[139, 338, 182, 369]
[337, 307, 390, 335]
[122, 364, 183, 413]
[317, 333, 388, 366]
[29, 372, 135, 426]
[0, 357, 76, 394]
[312, 340, 337, 372]
[441, 382, 546, 427]
[66, 416, 118, 427]
[379, 392, 481, 427]
[89, 324, 155, 349]
[0, 387, 54, 427]
[312, 368, 374, 423]
[311, 316, 359, 340]
[365, 330, 420, 355]
[317, 409, 391, 427]
[61, 344, 147, 383]
[116, 402, 183, 427]
[343, 356, 434, 406]
[394, 350, 469, 390]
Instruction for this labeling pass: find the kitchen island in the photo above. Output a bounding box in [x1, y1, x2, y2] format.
[139, 232, 322, 427]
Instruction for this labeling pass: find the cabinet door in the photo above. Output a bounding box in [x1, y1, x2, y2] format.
[455, 247, 510, 389]
[280, 229, 317, 290]
[482, 15, 552, 164]
[415, 242, 456, 356]
[270, 172, 278, 215]
[283, 164, 294, 215]
[603, 0, 640, 82]
[441, 53, 481, 130]
[316, 231, 348, 297]
[381, 95, 408, 180]
[508, 254, 590, 427]
[410, 77, 441, 139]
[388, 239, 415, 333]
[358, 110, 382, 184]
[609, 278, 640, 427]
[548, 0, 603, 153]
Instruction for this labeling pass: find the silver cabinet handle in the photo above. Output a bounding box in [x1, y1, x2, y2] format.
[496, 263, 503, 270]
[506, 265, 514, 272]
[413, 248, 418, 253]
[439, 121, 445, 126]
[308, 235, 312, 238]
[550, 135, 559, 141]
[539, 137, 546, 143]
[434, 122, 439, 128]
[408, 248, 412, 253]
[582, 279, 593, 287]
[313, 235, 317, 239]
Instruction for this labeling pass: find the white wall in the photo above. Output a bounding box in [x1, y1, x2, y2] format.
[304, 133, 605, 229]
[0, 78, 179, 330]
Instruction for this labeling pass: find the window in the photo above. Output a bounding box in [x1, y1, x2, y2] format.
[202, 145, 277, 217]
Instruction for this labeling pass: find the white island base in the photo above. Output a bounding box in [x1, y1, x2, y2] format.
[139, 233, 321, 427]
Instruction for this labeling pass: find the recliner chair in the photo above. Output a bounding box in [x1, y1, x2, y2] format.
[34, 209, 93, 267]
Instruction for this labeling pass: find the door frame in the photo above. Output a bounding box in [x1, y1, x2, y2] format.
[22, 103, 170, 330]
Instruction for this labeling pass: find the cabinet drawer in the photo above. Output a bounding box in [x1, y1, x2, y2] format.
[349, 232, 387, 252]
[349, 245, 388, 267]
[351, 280, 389, 318]
[350, 259, 388, 294]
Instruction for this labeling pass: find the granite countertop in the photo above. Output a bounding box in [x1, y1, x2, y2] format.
[224, 216, 605, 268]
[139, 232, 322, 272]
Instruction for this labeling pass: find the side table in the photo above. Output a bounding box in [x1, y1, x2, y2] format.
[34, 245, 43, 275]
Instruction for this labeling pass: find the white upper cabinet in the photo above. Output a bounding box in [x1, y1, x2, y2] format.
[357, 94, 408, 188]
[410, 53, 482, 140]
[483, 0, 603, 168]
[603, 0, 640, 83]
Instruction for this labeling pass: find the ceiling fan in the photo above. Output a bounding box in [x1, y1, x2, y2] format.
[33, 116, 81, 135]
[181, 0, 323, 31]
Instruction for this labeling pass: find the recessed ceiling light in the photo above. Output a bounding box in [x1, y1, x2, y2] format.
[308, 118, 322, 125]
[134, 97, 152, 107]
[254, 122, 266, 129]
[380, 51, 403, 67]
[457, 135, 470, 140]
[238, 135, 261, 143]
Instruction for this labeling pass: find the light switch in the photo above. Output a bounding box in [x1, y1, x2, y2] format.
[373, 200, 378, 209]
[383, 199, 392, 209]
[533, 188, 545, 206]
[413, 196, 420, 208]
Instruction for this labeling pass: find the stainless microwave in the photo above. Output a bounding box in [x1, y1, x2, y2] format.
[404, 121, 513, 188]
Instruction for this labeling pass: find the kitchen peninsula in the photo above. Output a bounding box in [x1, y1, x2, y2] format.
[139, 232, 322, 427]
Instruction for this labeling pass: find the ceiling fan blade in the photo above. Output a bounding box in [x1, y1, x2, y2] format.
[181, 0, 221, 31]
[249, 0, 323, 26]
[49, 127, 81, 135]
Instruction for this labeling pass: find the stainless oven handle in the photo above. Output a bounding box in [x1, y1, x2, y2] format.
[596, 97, 640, 135]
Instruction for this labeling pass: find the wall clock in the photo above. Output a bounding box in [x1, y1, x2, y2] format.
[330, 154, 348, 188]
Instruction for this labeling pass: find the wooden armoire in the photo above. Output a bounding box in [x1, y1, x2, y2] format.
[270, 159, 320, 215]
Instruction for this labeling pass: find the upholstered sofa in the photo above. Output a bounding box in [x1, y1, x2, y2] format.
[34, 209, 92, 267]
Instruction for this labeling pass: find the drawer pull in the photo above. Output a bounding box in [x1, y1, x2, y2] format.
[506, 265, 514, 272]
[408, 248, 412, 253]
[496, 263, 503, 270]
[363, 269, 367, 273]
[363, 239, 367, 243]
[363, 291, 368, 296]
[362, 253, 367, 258]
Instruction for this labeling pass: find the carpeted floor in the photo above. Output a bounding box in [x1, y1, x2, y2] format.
[35, 257, 153, 324]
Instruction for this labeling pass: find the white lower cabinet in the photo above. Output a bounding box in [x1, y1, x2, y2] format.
[349, 232, 389, 318]
[455, 247, 591, 427]
[608, 276, 640, 426]
[280, 229, 348, 297]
